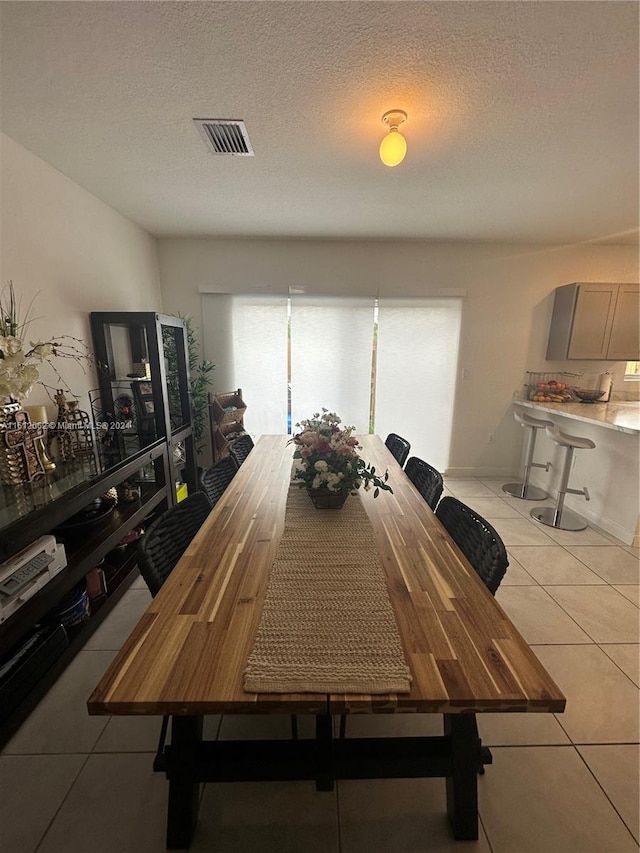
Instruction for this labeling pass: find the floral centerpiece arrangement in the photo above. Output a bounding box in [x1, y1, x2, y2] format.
[0, 281, 91, 403]
[290, 409, 392, 508]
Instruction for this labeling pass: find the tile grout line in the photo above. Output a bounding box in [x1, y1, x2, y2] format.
[539, 585, 636, 646]
[335, 780, 344, 853]
[477, 809, 497, 853]
[595, 645, 640, 691]
[573, 745, 640, 845]
[33, 751, 92, 853]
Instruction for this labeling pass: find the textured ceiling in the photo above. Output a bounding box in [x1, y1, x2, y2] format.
[1, 1, 638, 244]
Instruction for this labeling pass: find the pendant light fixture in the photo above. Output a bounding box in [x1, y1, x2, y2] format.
[379, 110, 407, 167]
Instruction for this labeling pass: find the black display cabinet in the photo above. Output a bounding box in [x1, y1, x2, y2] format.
[89, 312, 198, 498]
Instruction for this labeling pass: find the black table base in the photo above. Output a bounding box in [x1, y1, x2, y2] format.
[165, 712, 482, 849]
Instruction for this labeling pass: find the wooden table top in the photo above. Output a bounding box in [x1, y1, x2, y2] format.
[88, 435, 565, 717]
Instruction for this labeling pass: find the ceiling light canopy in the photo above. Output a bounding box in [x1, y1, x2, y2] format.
[379, 110, 407, 167]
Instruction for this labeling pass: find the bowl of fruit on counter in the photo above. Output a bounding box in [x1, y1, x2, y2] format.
[529, 380, 574, 403]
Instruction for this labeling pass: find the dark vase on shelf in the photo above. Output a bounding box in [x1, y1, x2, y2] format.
[306, 487, 349, 510]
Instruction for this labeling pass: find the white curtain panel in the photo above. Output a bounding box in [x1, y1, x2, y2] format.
[290, 295, 374, 434]
[230, 295, 289, 437]
[375, 297, 462, 471]
[205, 294, 462, 463]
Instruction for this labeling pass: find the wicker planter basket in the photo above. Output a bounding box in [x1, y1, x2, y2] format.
[213, 423, 246, 459]
[307, 487, 350, 510]
[211, 390, 247, 426]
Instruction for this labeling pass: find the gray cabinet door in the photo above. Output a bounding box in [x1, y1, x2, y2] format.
[607, 284, 639, 360]
[567, 283, 618, 359]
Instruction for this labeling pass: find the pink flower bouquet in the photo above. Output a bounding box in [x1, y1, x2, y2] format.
[290, 409, 392, 497]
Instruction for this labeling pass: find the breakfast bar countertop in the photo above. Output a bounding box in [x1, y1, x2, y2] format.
[518, 398, 640, 434]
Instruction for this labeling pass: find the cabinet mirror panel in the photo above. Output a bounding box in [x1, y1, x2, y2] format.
[91, 320, 160, 445]
[160, 323, 190, 434]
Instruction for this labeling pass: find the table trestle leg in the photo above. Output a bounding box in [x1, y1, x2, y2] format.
[166, 715, 203, 850]
[444, 714, 480, 840]
[315, 712, 335, 791]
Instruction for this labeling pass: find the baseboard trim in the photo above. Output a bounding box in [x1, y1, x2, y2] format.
[444, 467, 517, 479]
[562, 498, 635, 546]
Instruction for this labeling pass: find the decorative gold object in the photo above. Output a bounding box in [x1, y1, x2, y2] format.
[47, 389, 94, 461]
[64, 400, 95, 458]
[48, 389, 72, 461]
[0, 402, 46, 485]
[23, 404, 56, 471]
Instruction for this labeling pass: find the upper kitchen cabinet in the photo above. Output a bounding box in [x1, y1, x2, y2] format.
[546, 283, 640, 361]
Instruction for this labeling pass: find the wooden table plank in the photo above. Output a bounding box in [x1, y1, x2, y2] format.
[88, 435, 565, 716]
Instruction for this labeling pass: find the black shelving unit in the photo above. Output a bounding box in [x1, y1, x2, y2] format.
[0, 433, 171, 745]
[0, 311, 198, 745]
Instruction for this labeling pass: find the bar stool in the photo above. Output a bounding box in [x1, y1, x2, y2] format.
[502, 410, 554, 500]
[530, 425, 595, 531]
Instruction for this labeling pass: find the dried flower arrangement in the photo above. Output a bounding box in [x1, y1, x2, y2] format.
[0, 281, 93, 403]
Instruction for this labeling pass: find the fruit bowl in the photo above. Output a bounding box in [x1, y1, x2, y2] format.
[574, 389, 606, 403]
[528, 383, 574, 403]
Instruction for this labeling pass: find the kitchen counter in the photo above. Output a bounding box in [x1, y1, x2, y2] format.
[518, 399, 640, 434]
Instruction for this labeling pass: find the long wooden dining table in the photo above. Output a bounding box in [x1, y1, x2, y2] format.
[88, 435, 565, 849]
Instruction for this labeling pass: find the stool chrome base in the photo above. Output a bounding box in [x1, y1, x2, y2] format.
[502, 482, 549, 501]
[530, 506, 588, 532]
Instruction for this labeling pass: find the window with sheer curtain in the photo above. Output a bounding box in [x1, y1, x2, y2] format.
[215, 294, 462, 471]
[229, 295, 289, 435]
[375, 298, 462, 469]
[290, 296, 375, 433]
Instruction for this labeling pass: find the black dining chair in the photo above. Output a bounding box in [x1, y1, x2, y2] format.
[435, 496, 509, 595]
[404, 456, 444, 511]
[200, 455, 238, 507]
[229, 433, 254, 467]
[385, 433, 411, 467]
[435, 495, 509, 775]
[136, 491, 213, 770]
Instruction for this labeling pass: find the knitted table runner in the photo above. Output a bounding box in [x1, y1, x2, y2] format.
[243, 485, 412, 694]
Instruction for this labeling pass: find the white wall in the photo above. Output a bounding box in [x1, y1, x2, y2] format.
[0, 133, 162, 414]
[158, 237, 638, 474]
[2, 132, 634, 493]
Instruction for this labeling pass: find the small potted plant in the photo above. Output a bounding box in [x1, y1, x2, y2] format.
[290, 409, 392, 508]
[163, 315, 215, 458]
[182, 316, 215, 456]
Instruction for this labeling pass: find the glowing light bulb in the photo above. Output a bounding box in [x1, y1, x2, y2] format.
[379, 127, 407, 167]
[379, 109, 408, 167]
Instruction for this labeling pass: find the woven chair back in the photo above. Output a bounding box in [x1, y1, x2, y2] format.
[200, 455, 238, 506]
[385, 433, 411, 467]
[405, 456, 444, 511]
[137, 491, 212, 597]
[435, 496, 508, 595]
[229, 433, 254, 467]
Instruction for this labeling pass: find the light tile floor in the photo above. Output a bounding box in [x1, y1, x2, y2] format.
[1, 477, 638, 852]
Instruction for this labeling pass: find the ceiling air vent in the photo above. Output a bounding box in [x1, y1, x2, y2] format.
[193, 118, 254, 156]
